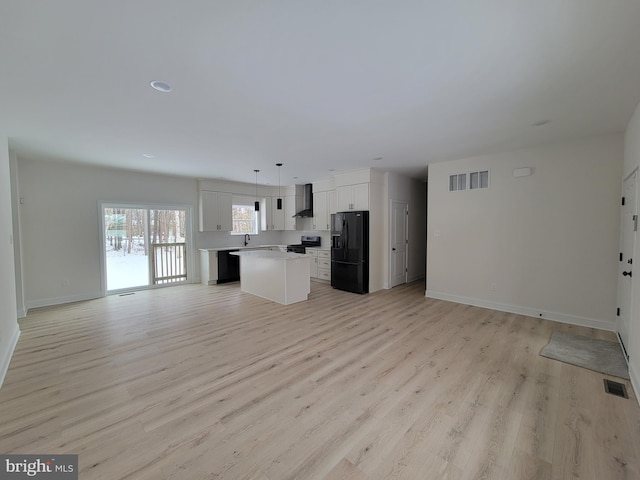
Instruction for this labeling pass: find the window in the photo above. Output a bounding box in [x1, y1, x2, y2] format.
[231, 198, 258, 235]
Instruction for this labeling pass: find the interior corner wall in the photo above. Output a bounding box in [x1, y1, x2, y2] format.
[427, 134, 623, 330]
[624, 100, 640, 398]
[0, 134, 20, 387]
[368, 174, 385, 293]
[16, 156, 198, 309]
[9, 150, 25, 318]
[408, 178, 427, 284]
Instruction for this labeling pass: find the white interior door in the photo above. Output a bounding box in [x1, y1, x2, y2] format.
[390, 200, 408, 288]
[617, 169, 637, 357]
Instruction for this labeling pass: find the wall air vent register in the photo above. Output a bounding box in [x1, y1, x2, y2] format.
[449, 170, 489, 192]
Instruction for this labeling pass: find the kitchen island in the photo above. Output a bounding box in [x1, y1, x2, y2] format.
[231, 250, 310, 305]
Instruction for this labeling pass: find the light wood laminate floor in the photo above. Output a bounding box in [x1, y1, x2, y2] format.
[1, 281, 639, 479]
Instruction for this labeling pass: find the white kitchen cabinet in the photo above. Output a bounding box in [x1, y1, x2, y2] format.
[199, 191, 232, 232]
[312, 191, 328, 231]
[313, 190, 337, 230]
[317, 250, 331, 281]
[260, 197, 272, 231]
[200, 249, 218, 285]
[306, 249, 319, 278]
[306, 248, 330, 280]
[337, 183, 368, 211]
[260, 196, 287, 231]
[329, 190, 337, 216]
[284, 195, 297, 230]
[274, 197, 287, 230]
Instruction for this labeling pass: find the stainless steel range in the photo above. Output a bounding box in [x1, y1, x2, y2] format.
[286, 235, 321, 254]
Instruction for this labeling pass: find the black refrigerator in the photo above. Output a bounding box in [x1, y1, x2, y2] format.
[331, 210, 369, 294]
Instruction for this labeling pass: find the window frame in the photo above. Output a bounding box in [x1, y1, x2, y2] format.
[230, 196, 259, 235]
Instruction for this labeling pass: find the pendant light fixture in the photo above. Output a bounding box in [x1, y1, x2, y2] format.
[253, 169, 260, 212]
[276, 163, 283, 210]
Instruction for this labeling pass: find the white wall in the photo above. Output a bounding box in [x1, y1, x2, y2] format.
[0, 134, 20, 386]
[427, 134, 623, 330]
[16, 156, 198, 308]
[9, 151, 25, 318]
[624, 100, 640, 396]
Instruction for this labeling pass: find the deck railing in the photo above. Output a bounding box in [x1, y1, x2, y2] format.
[152, 242, 187, 284]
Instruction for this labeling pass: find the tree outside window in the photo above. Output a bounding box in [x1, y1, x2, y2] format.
[232, 205, 258, 234]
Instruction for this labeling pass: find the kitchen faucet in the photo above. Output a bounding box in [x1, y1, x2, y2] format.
[244, 234, 250, 246]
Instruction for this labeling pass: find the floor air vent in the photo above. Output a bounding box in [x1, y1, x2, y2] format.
[119, 292, 135, 297]
[604, 379, 628, 399]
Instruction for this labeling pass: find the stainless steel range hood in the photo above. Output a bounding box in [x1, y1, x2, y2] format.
[293, 184, 313, 218]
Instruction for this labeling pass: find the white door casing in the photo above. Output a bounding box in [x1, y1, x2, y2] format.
[390, 200, 408, 288]
[617, 169, 637, 358]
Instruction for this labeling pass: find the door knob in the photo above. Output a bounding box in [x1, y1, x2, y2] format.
[623, 271, 632, 277]
[392, 248, 396, 251]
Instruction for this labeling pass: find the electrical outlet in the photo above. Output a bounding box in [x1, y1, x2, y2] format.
[490, 282, 497, 292]
[62, 279, 70, 287]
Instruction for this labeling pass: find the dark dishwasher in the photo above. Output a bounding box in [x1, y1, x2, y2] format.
[217, 250, 240, 283]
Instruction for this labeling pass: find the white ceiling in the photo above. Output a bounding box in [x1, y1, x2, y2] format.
[1, 1, 640, 186]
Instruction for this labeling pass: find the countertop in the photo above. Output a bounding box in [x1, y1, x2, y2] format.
[230, 250, 309, 260]
[199, 245, 286, 252]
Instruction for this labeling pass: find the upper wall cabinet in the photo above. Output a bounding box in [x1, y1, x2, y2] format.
[260, 197, 272, 231]
[313, 191, 327, 230]
[261, 196, 286, 231]
[284, 195, 297, 230]
[329, 189, 338, 216]
[337, 183, 369, 211]
[312, 190, 337, 230]
[260, 196, 295, 231]
[199, 191, 233, 232]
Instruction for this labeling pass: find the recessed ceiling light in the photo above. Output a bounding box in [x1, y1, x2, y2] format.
[150, 80, 172, 93]
[142, 153, 155, 158]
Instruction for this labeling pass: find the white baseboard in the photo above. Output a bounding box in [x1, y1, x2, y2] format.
[25, 292, 102, 310]
[0, 325, 20, 388]
[425, 290, 616, 332]
[629, 362, 640, 407]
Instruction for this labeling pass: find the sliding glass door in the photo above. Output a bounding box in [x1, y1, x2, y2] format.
[102, 205, 190, 292]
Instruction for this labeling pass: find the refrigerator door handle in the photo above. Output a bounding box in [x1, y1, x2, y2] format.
[345, 220, 349, 258]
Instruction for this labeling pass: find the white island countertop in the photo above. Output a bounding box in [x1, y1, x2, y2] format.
[230, 250, 305, 259]
[230, 250, 310, 305]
